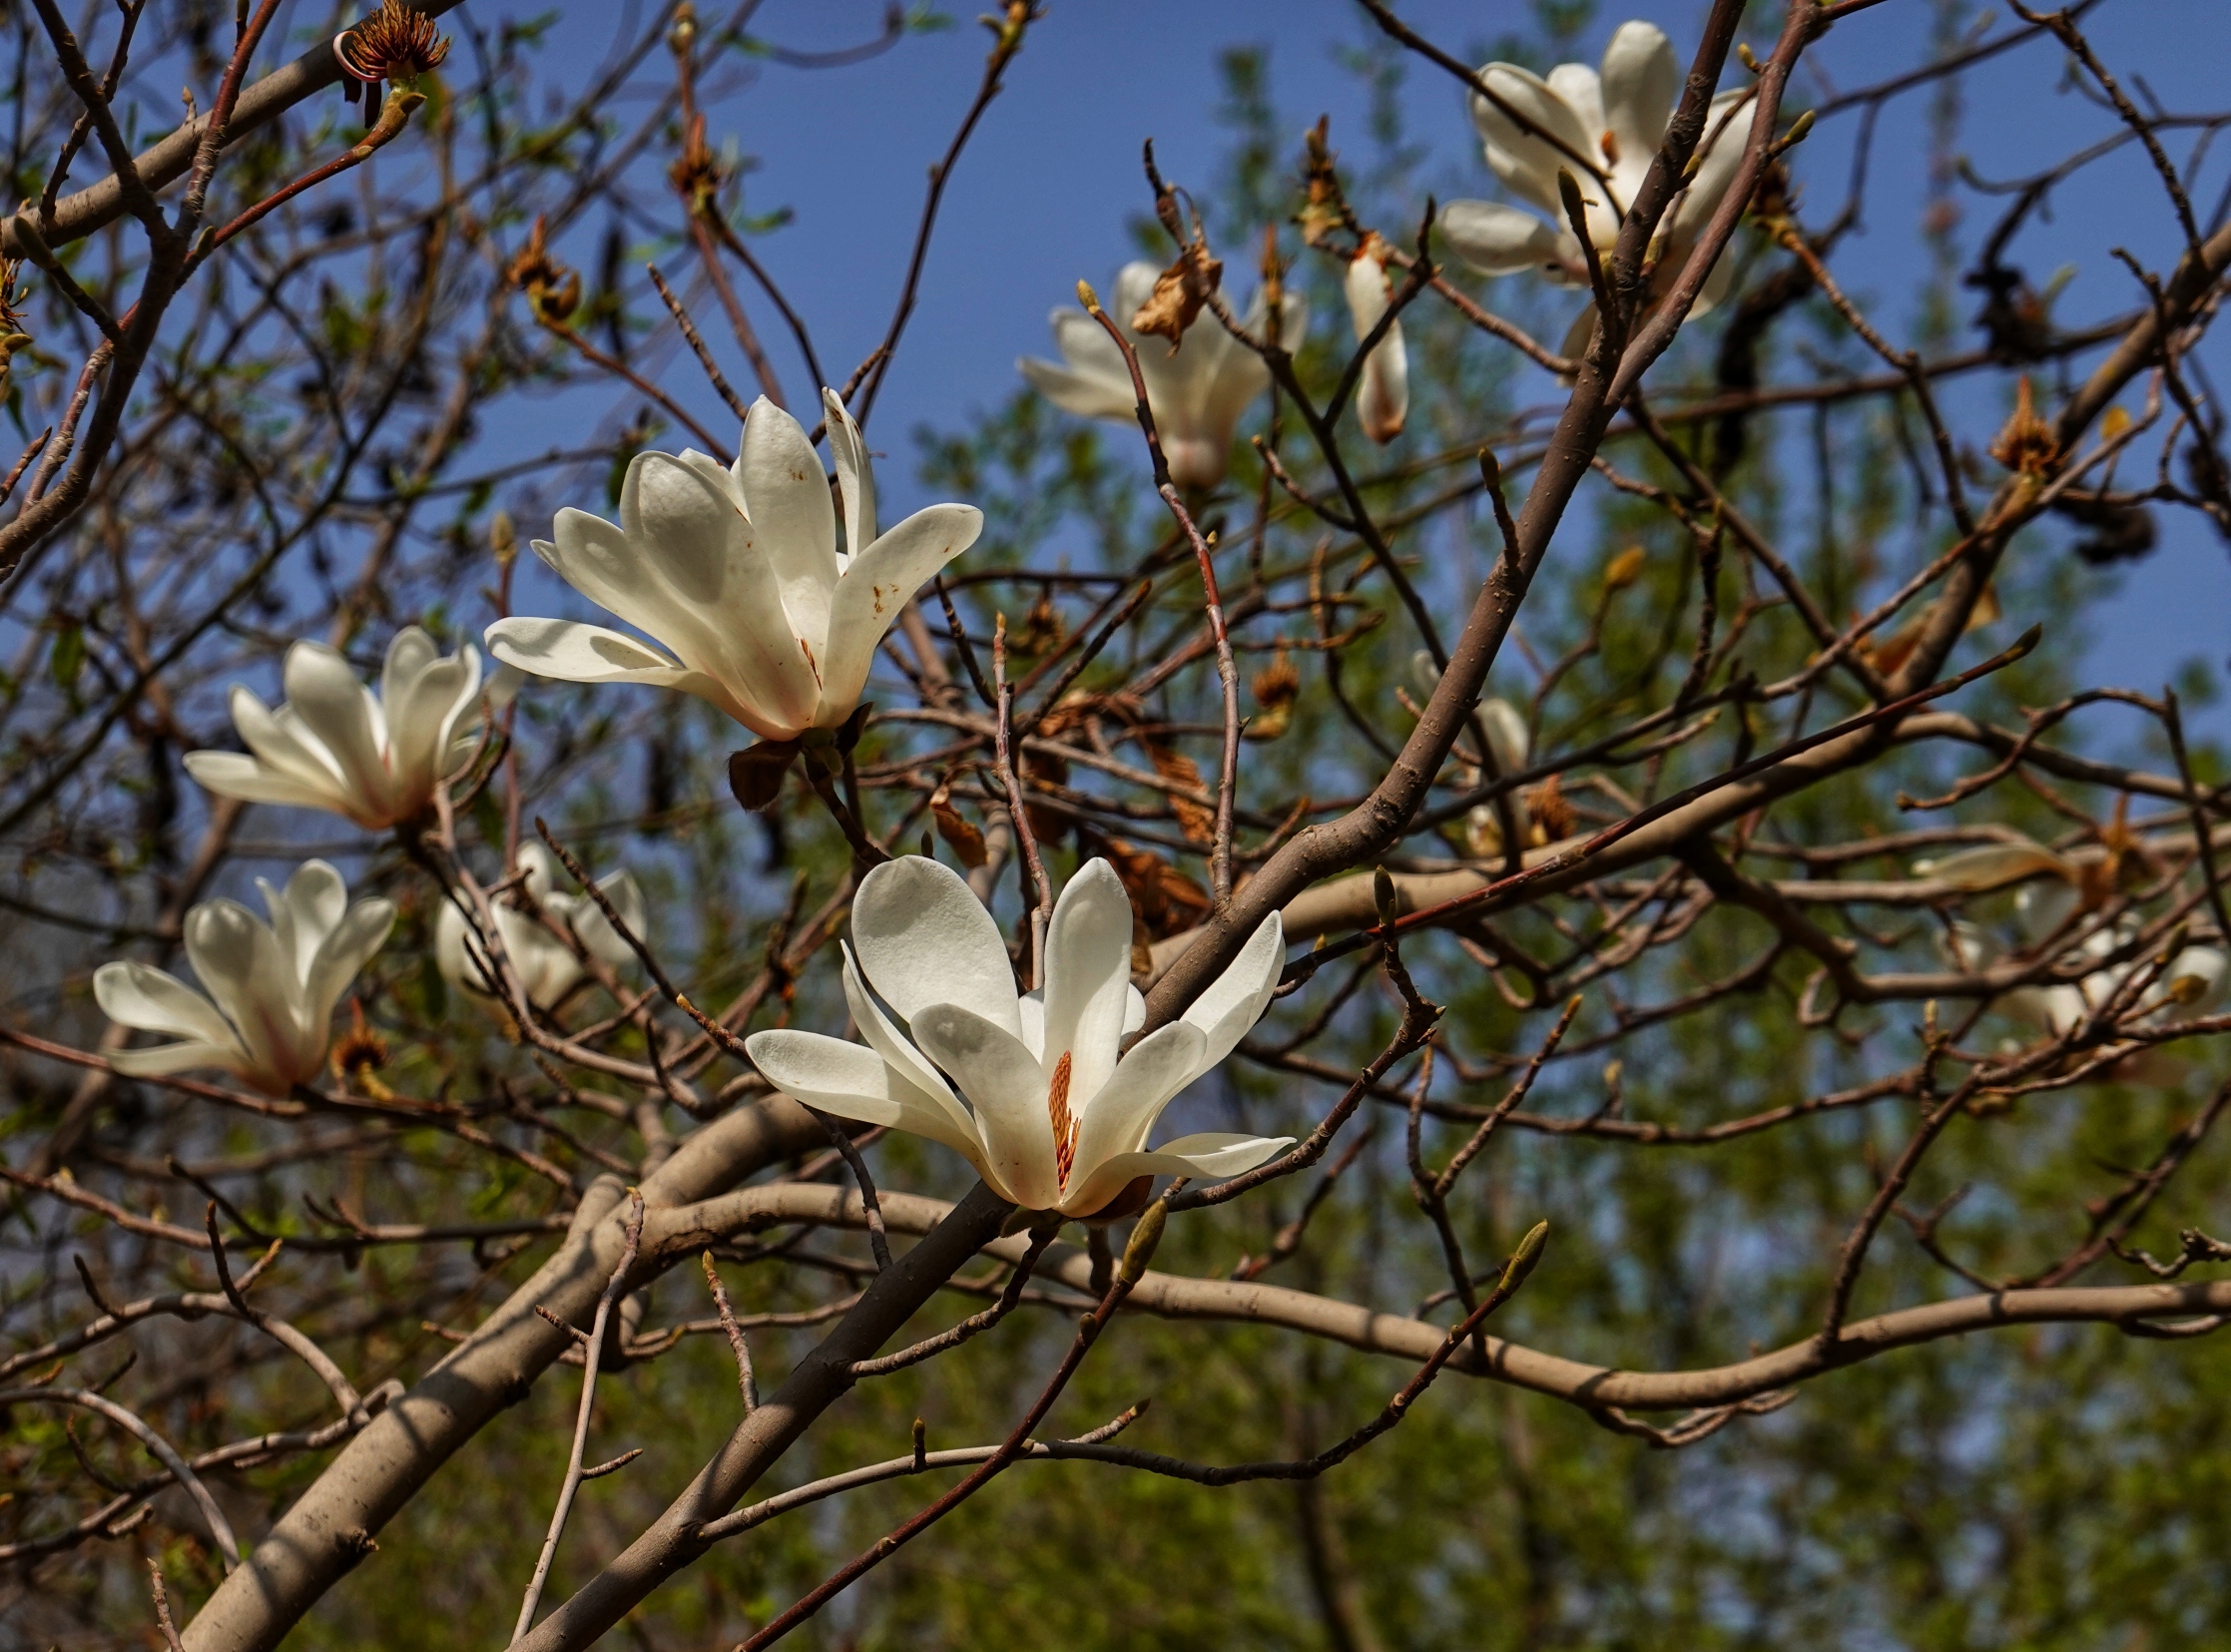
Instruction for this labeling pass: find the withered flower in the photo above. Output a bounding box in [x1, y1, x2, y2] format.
[1247, 642, 1301, 741]
[1296, 117, 1353, 250]
[330, 999, 389, 1086]
[334, 0, 451, 109]
[1521, 773, 1576, 844]
[669, 113, 726, 220]
[506, 217, 581, 326]
[1988, 376, 2060, 477]
[0, 258, 31, 401]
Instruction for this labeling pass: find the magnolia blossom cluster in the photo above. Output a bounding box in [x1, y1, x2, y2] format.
[1919, 841, 2227, 1038]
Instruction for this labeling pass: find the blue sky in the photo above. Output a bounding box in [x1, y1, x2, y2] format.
[518, 0, 2229, 741]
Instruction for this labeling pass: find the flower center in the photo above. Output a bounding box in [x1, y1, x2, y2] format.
[1047, 1049, 1076, 1189]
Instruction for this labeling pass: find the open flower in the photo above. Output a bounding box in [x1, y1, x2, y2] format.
[434, 843, 645, 1011]
[486, 390, 980, 743]
[1927, 854, 2226, 1038]
[1439, 20, 1748, 355]
[1019, 261, 1309, 490]
[748, 855, 1292, 1217]
[1344, 240, 1408, 444]
[184, 628, 508, 831]
[94, 861, 395, 1096]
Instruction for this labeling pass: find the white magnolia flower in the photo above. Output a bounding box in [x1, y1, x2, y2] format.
[1019, 262, 1310, 490]
[185, 628, 508, 831]
[1936, 870, 2226, 1038]
[486, 391, 981, 743]
[1439, 20, 1748, 354]
[1344, 246, 1408, 444]
[94, 860, 395, 1096]
[434, 843, 645, 1011]
[748, 855, 1293, 1217]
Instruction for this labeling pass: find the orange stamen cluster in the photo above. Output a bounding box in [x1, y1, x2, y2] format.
[1046, 1050, 1076, 1189]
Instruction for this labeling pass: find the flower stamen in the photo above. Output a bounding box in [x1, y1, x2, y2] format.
[1047, 1050, 1076, 1189]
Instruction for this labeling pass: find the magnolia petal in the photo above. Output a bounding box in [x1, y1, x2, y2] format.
[385, 648, 479, 805]
[1479, 698, 1530, 774]
[850, 855, 1024, 1040]
[304, 897, 396, 1036]
[180, 752, 346, 814]
[1342, 257, 1406, 444]
[281, 642, 394, 822]
[227, 686, 346, 792]
[839, 945, 975, 1140]
[734, 396, 840, 659]
[267, 859, 347, 986]
[1689, 241, 1737, 319]
[1067, 1020, 1209, 1188]
[1672, 91, 1753, 236]
[1018, 354, 1136, 422]
[380, 626, 441, 715]
[817, 502, 982, 725]
[1037, 857, 1136, 1109]
[1558, 301, 1598, 366]
[537, 507, 703, 648]
[1471, 62, 1592, 217]
[745, 1029, 988, 1167]
[571, 869, 645, 969]
[95, 961, 241, 1051]
[433, 895, 495, 999]
[184, 898, 302, 1089]
[1060, 1132, 1292, 1218]
[110, 1040, 255, 1082]
[823, 388, 878, 556]
[1124, 986, 1146, 1037]
[1181, 910, 1285, 1072]
[1439, 200, 1566, 276]
[1018, 991, 1046, 1060]
[628, 453, 827, 737]
[486, 618, 695, 688]
[1599, 21, 1678, 195]
[1546, 63, 1605, 150]
[908, 1003, 1060, 1211]
[1240, 283, 1312, 357]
